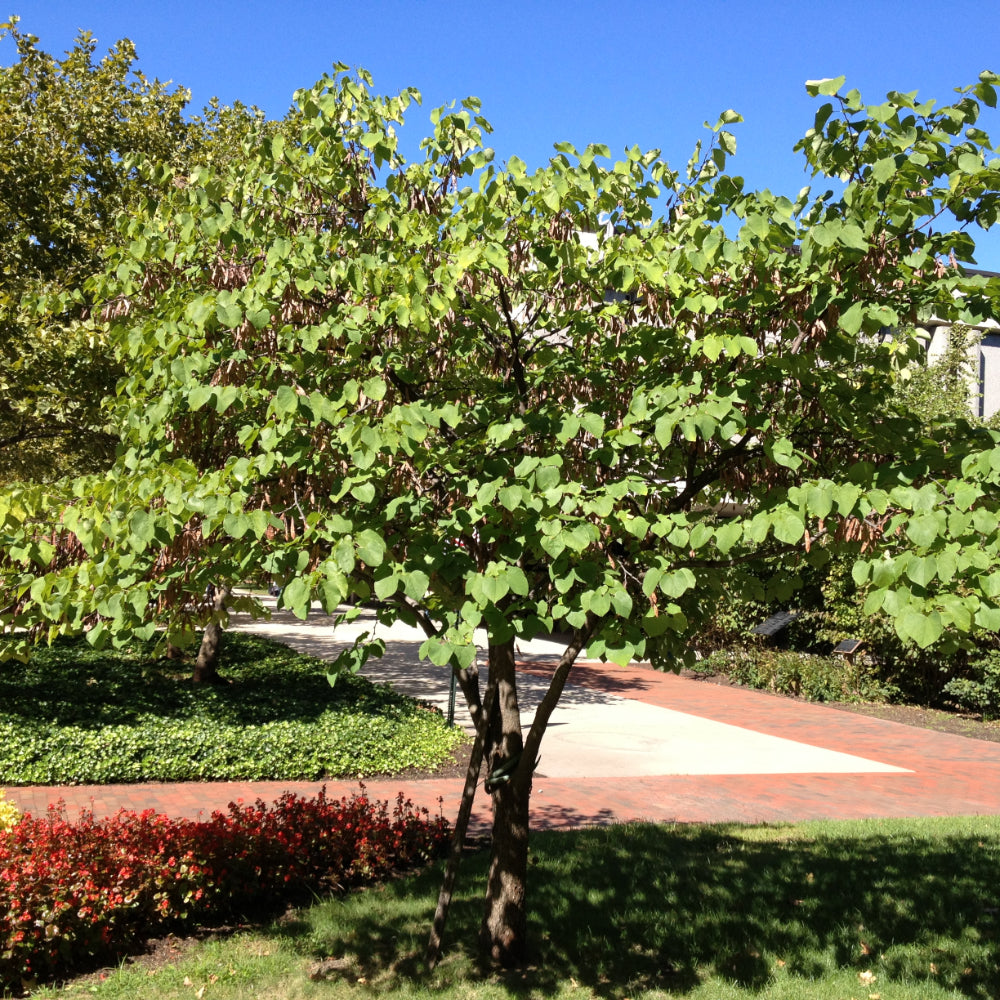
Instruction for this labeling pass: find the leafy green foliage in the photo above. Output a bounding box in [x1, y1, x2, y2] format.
[803, 554, 966, 703]
[7, 67, 999, 661]
[689, 553, 985, 707]
[943, 648, 1000, 718]
[699, 647, 880, 702]
[894, 323, 981, 426]
[0, 20, 296, 485]
[37, 69, 1000, 661]
[0, 18, 194, 483]
[0, 634, 462, 783]
[5, 59, 1000, 962]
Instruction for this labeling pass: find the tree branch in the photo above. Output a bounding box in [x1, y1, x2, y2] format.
[388, 593, 484, 732]
[521, 614, 599, 768]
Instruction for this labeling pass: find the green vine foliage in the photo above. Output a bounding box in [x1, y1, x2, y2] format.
[894, 322, 981, 426]
[0, 634, 462, 783]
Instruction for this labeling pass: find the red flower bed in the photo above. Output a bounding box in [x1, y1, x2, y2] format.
[0, 788, 449, 992]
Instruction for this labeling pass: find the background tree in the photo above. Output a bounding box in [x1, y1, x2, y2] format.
[4, 68, 1000, 966]
[893, 322, 980, 424]
[0, 19, 292, 485]
[0, 18, 196, 482]
[0, 19, 296, 675]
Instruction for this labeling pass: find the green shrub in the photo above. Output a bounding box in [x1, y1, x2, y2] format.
[694, 553, 981, 708]
[806, 557, 960, 704]
[943, 649, 1000, 719]
[702, 647, 879, 702]
[0, 634, 464, 784]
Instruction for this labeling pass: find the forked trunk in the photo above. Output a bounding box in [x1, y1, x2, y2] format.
[428, 620, 594, 969]
[193, 585, 230, 683]
[479, 637, 531, 967]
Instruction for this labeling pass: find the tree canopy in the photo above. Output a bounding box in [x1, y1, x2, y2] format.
[3, 64, 1000, 963]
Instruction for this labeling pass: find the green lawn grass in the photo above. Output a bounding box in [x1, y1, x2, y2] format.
[29, 815, 1000, 999]
[0, 633, 463, 783]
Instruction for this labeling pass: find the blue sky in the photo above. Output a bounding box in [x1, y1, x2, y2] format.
[7, 0, 1000, 268]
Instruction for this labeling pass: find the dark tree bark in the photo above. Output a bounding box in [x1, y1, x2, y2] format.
[476, 621, 597, 967]
[193, 585, 230, 683]
[426, 661, 498, 969]
[479, 637, 531, 967]
[424, 617, 597, 969]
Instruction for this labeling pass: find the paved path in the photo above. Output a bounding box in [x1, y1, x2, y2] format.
[6, 607, 1000, 831]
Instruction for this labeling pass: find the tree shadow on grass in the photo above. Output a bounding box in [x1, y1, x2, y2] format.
[292, 823, 1000, 998]
[0, 633, 422, 729]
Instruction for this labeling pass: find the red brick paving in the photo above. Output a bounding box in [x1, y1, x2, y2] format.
[6, 660, 1000, 831]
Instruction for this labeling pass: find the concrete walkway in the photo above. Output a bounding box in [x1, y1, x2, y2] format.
[7, 604, 1000, 831]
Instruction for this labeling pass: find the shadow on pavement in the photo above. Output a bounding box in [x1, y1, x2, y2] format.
[232, 605, 637, 731]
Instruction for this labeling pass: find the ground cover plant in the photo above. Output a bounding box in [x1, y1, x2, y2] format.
[0, 788, 449, 994]
[25, 815, 1000, 1000]
[0, 634, 463, 784]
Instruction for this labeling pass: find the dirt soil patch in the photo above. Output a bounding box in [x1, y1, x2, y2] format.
[370, 735, 473, 783]
[827, 701, 1000, 742]
[680, 669, 1000, 743]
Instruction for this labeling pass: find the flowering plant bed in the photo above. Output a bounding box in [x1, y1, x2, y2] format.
[0, 787, 449, 993]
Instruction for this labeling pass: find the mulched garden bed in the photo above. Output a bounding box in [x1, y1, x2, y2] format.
[679, 668, 1000, 743]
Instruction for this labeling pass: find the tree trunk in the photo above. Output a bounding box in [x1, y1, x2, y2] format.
[426, 662, 498, 969]
[479, 637, 531, 967]
[193, 585, 230, 683]
[425, 618, 597, 969]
